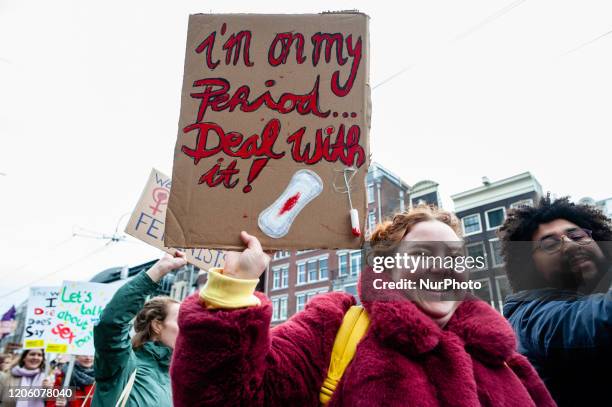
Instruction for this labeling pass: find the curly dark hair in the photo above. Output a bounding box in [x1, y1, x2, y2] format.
[498, 195, 612, 292]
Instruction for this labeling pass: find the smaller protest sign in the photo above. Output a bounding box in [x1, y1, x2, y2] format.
[125, 168, 225, 270]
[44, 281, 116, 355]
[22, 287, 60, 349]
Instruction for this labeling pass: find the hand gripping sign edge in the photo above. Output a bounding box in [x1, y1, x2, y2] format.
[258, 169, 324, 239]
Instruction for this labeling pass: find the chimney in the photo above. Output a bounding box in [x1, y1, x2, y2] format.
[482, 176, 491, 186]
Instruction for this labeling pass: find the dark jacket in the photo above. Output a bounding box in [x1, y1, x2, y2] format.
[91, 272, 172, 407]
[46, 364, 95, 407]
[504, 288, 612, 407]
[171, 287, 555, 406]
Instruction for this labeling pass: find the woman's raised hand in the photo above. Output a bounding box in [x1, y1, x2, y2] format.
[223, 231, 270, 280]
[147, 250, 187, 282]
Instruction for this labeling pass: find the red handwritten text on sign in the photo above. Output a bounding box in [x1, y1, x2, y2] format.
[181, 21, 366, 193]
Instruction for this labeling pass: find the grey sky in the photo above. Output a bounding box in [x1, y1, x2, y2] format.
[1, 0, 610, 312]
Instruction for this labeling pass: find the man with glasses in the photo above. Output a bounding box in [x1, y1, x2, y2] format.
[499, 196, 611, 406]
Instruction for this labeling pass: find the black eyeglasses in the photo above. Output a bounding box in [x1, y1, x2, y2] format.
[533, 228, 593, 254]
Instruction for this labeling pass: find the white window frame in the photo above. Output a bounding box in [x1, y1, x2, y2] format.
[337, 252, 348, 277]
[367, 184, 375, 204]
[295, 293, 307, 313]
[271, 297, 280, 321]
[318, 256, 329, 281]
[461, 213, 482, 236]
[271, 295, 288, 322]
[273, 251, 289, 260]
[307, 259, 318, 282]
[300, 254, 330, 284]
[272, 269, 280, 290]
[485, 206, 506, 231]
[271, 263, 289, 291]
[296, 262, 307, 285]
[510, 199, 534, 209]
[367, 210, 376, 232]
[280, 296, 287, 321]
[349, 250, 362, 276]
[296, 249, 315, 255]
[295, 287, 329, 313]
[281, 266, 289, 288]
[465, 241, 488, 271]
[489, 238, 505, 267]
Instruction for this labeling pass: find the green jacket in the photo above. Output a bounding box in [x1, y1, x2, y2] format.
[91, 272, 173, 407]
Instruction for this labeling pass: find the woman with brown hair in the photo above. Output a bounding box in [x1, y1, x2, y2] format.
[171, 205, 556, 406]
[90, 251, 186, 407]
[0, 349, 53, 407]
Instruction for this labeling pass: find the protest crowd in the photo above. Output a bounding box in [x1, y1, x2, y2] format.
[1, 10, 611, 407]
[0, 196, 610, 406]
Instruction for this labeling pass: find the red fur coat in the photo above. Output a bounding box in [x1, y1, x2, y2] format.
[171, 291, 555, 407]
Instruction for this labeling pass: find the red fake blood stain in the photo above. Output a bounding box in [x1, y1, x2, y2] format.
[279, 192, 301, 216]
[352, 227, 361, 237]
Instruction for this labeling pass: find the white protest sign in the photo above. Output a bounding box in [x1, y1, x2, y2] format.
[23, 287, 60, 349]
[125, 168, 225, 270]
[44, 281, 116, 355]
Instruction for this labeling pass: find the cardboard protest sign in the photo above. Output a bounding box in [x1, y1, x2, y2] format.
[44, 281, 116, 355]
[125, 168, 225, 270]
[22, 287, 60, 349]
[166, 13, 371, 250]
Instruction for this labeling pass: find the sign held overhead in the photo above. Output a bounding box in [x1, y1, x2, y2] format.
[166, 12, 371, 250]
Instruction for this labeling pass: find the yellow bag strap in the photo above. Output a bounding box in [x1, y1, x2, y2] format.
[319, 305, 370, 405]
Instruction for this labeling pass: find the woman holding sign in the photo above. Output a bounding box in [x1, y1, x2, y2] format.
[91, 251, 186, 407]
[170, 206, 555, 406]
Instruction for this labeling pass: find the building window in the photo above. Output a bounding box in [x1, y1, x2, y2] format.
[344, 284, 357, 296]
[465, 242, 487, 271]
[462, 214, 482, 235]
[489, 238, 504, 267]
[307, 260, 318, 282]
[299, 256, 329, 283]
[350, 251, 361, 276]
[272, 265, 289, 290]
[367, 210, 376, 232]
[280, 297, 287, 320]
[272, 269, 280, 290]
[471, 278, 494, 307]
[319, 258, 328, 280]
[485, 207, 506, 230]
[297, 263, 306, 284]
[296, 294, 306, 313]
[272, 296, 288, 322]
[296, 288, 329, 313]
[306, 291, 317, 302]
[273, 251, 290, 260]
[338, 253, 348, 277]
[281, 266, 289, 288]
[510, 199, 533, 209]
[367, 184, 375, 204]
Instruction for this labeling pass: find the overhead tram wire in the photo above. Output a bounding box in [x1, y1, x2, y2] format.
[0, 243, 110, 301]
[561, 28, 612, 56]
[454, 0, 528, 41]
[371, 0, 529, 90]
[11, 234, 76, 274]
[3, 214, 133, 302]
